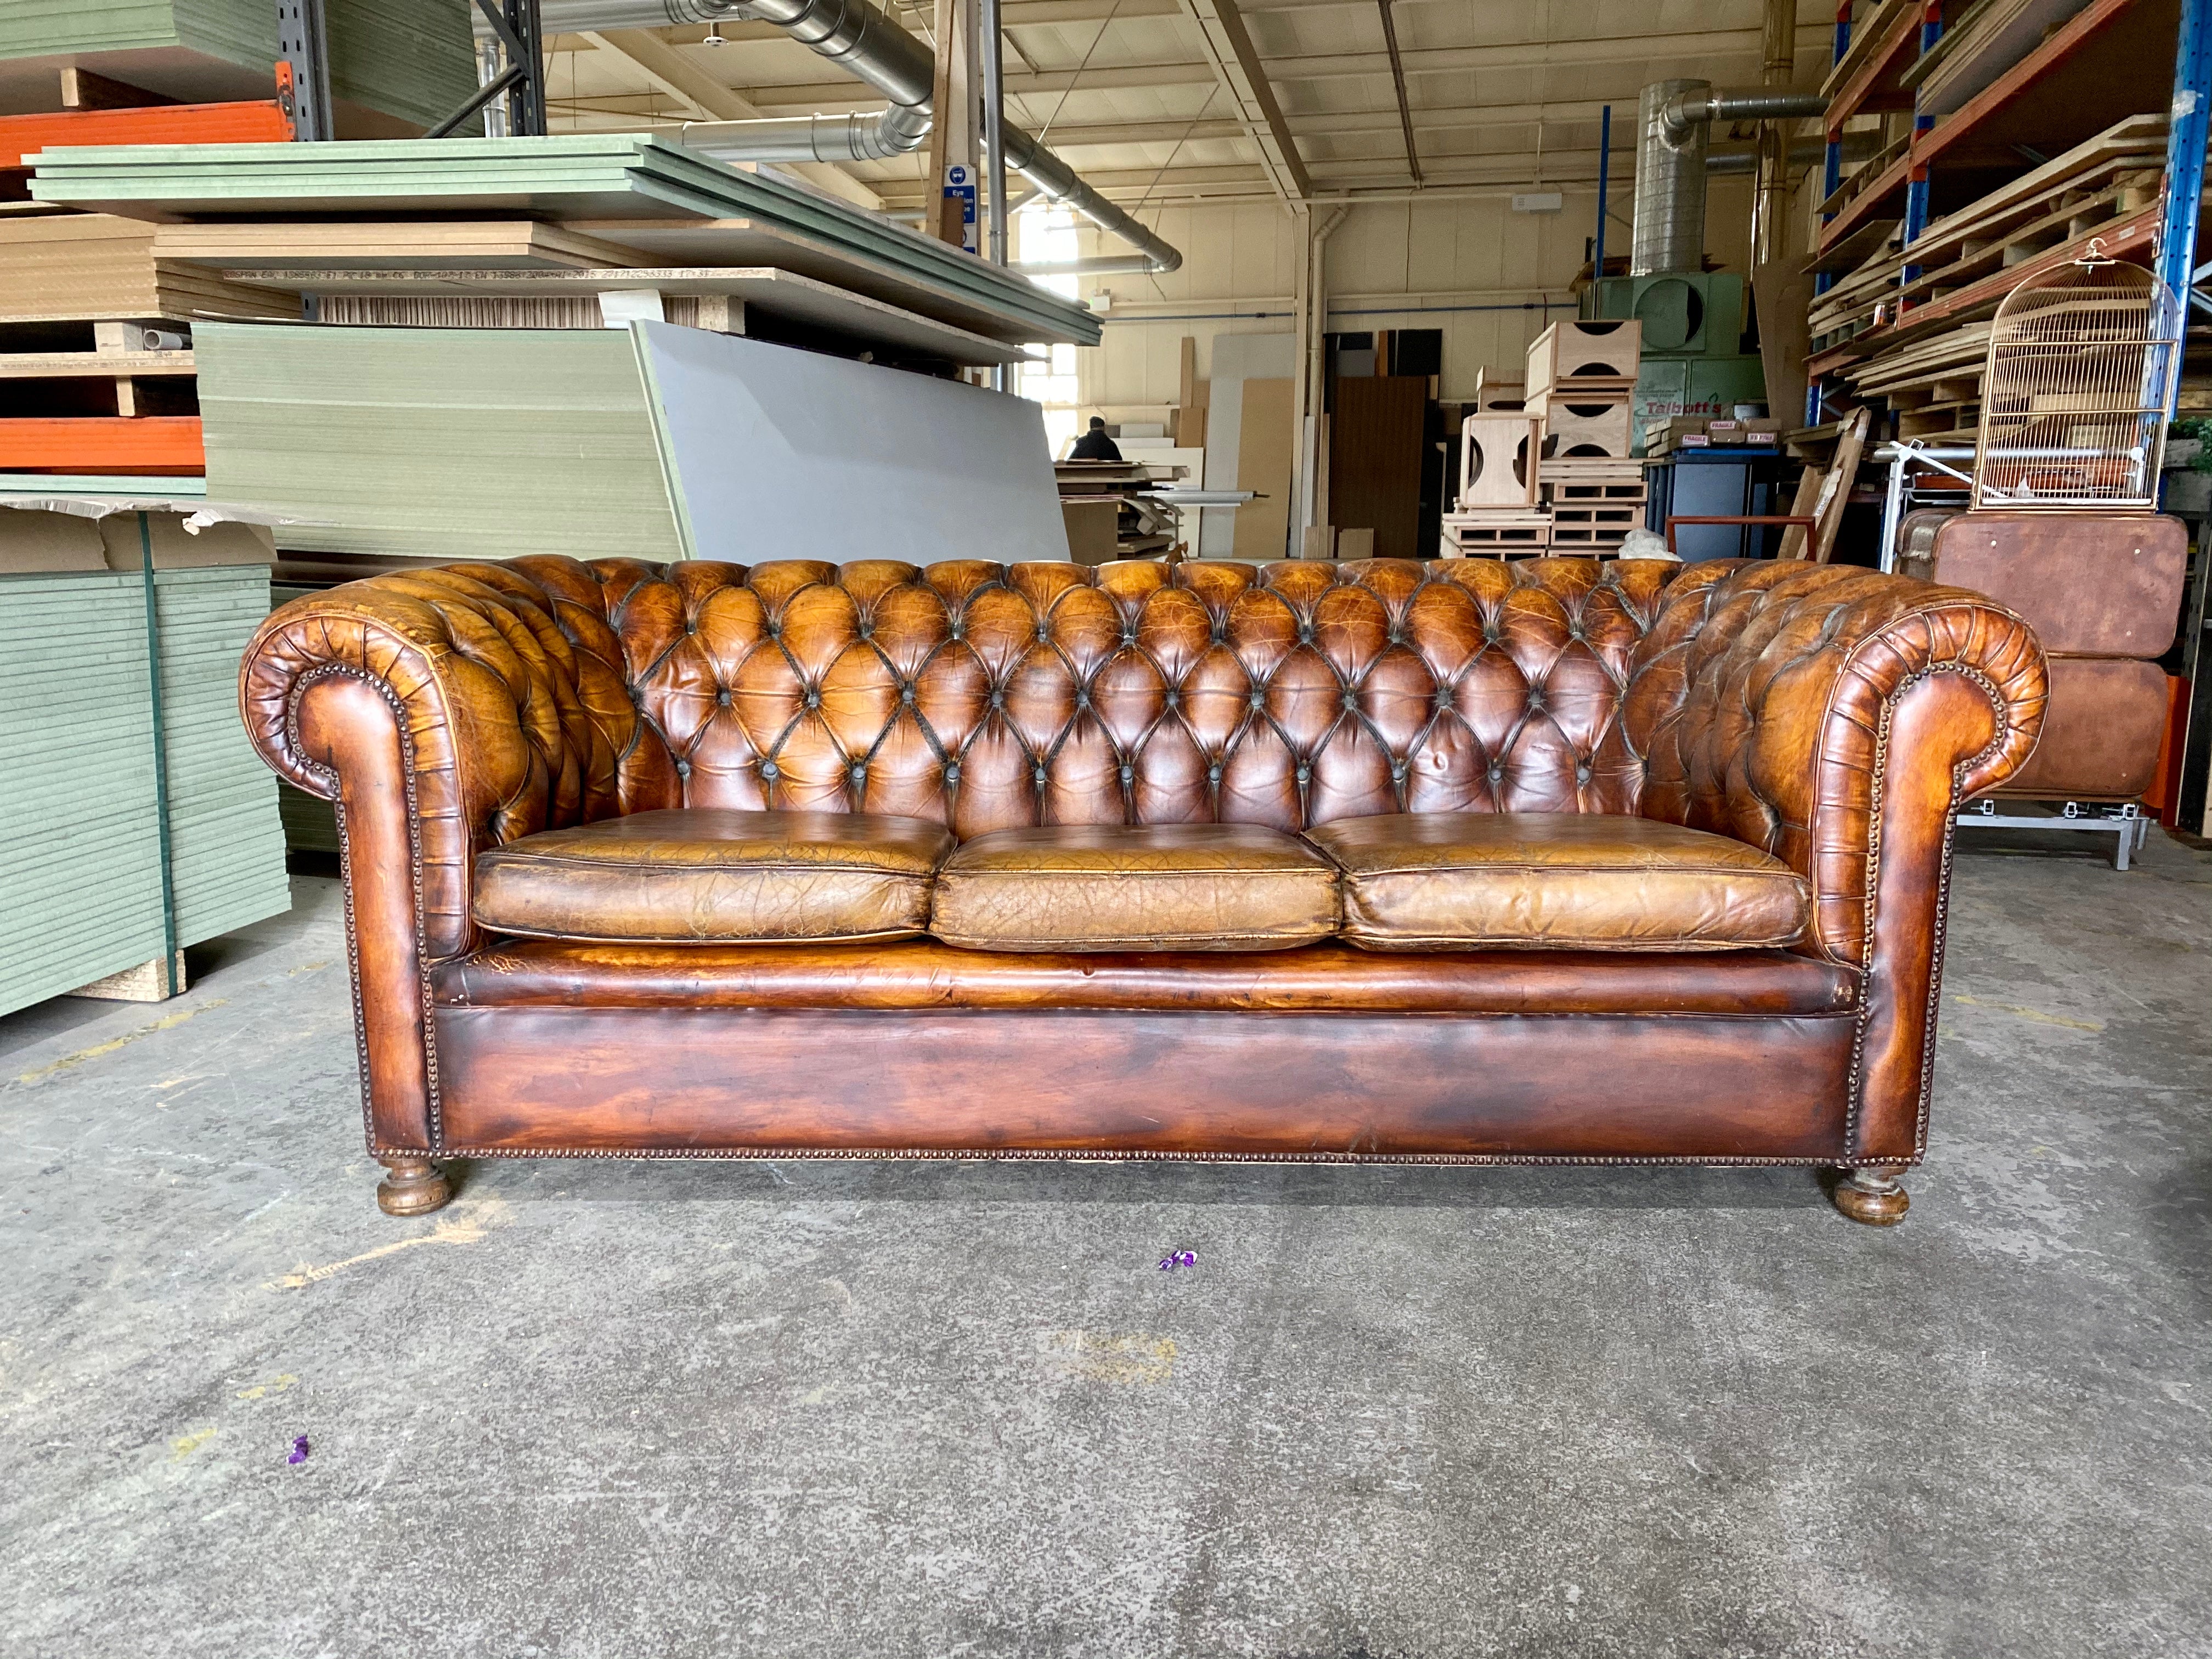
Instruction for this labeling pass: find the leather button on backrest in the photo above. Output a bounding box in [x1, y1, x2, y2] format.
[1296, 763, 1311, 783]
[1120, 764, 1134, 783]
[900, 686, 915, 705]
[804, 689, 820, 708]
[759, 761, 778, 779]
[675, 758, 691, 778]
[990, 689, 1005, 708]
[945, 761, 962, 783]
[716, 688, 731, 707]
[1209, 763, 1222, 781]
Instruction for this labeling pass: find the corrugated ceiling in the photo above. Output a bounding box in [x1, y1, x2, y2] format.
[546, 0, 1836, 207]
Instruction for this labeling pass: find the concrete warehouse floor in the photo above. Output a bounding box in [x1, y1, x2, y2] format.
[1, 828, 2207, 1659]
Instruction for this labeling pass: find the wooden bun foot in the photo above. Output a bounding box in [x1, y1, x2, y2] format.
[376, 1156, 453, 1217]
[1832, 1167, 1909, 1226]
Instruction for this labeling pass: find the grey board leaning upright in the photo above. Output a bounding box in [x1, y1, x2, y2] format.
[196, 321, 1072, 566]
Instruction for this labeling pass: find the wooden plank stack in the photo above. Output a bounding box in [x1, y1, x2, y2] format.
[0, 99, 301, 483]
[1807, 114, 2172, 448]
[1442, 321, 1645, 557]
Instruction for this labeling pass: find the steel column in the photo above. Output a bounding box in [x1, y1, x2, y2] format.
[1593, 103, 1611, 280]
[2158, 0, 2212, 364]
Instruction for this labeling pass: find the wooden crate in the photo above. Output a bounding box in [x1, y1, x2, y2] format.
[1440, 510, 1551, 556]
[1455, 412, 1541, 508]
[1535, 394, 1634, 459]
[1526, 319, 1640, 396]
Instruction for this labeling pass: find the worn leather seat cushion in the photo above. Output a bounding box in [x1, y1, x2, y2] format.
[475, 808, 955, 944]
[930, 823, 1341, 952]
[1306, 811, 1809, 952]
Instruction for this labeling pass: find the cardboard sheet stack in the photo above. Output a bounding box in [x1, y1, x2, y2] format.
[0, 511, 289, 1014]
[1441, 322, 1644, 557]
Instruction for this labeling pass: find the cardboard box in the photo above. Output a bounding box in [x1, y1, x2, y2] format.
[0, 509, 109, 573]
[1061, 497, 1120, 566]
[1336, 527, 1376, 560]
[98, 513, 276, 571]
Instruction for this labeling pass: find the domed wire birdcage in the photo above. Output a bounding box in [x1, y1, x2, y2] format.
[1972, 242, 2179, 511]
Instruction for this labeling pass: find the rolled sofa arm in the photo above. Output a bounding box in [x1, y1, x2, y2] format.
[1618, 560, 2049, 1163]
[238, 558, 654, 1152]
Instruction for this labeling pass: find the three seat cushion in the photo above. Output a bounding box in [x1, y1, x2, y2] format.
[475, 808, 955, 944]
[1305, 811, 1809, 952]
[930, 823, 1341, 952]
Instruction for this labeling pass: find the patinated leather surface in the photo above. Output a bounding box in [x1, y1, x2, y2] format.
[474, 807, 953, 943]
[930, 822, 1339, 951]
[435, 1004, 1858, 1160]
[1916, 512, 2185, 656]
[238, 554, 2047, 1164]
[436, 937, 1858, 1015]
[1307, 811, 1808, 951]
[1620, 560, 2045, 967]
[1994, 656, 2169, 799]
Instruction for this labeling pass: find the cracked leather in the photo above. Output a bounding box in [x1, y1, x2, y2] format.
[239, 555, 2047, 1165]
[1307, 811, 1809, 951]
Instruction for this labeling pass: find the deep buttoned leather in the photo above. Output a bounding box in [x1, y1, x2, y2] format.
[931, 822, 1340, 951]
[1307, 811, 1808, 951]
[474, 808, 953, 944]
[239, 555, 2049, 1167]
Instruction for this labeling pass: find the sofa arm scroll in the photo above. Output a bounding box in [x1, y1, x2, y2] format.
[1623, 561, 2049, 1164]
[238, 561, 647, 1153]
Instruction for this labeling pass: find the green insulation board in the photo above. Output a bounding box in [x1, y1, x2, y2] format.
[0, 562, 291, 1016]
[27, 136, 1102, 347]
[0, 1, 474, 134]
[196, 320, 1068, 566]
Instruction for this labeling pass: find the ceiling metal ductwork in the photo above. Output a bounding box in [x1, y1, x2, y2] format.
[500, 0, 1183, 272]
[1632, 77, 1826, 275]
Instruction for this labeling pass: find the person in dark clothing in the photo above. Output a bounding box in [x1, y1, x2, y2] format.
[1068, 416, 1123, 461]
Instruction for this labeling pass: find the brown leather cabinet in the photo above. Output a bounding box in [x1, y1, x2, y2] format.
[239, 554, 2049, 1227]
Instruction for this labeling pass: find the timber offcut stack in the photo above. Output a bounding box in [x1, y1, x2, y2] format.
[1800, 0, 2187, 458]
[1808, 115, 2169, 444]
[1441, 322, 1643, 557]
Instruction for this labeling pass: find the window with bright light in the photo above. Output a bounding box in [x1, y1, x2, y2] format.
[1019, 207, 1085, 457]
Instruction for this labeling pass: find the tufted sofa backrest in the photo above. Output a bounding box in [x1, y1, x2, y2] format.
[457, 554, 1681, 839]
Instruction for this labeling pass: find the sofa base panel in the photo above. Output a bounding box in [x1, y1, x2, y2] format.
[431, 1006, 1858, 1162]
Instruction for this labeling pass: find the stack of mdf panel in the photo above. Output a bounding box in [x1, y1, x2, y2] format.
[0, 0, 475, 138]
[28, 137, 1103, 353]
[194, 320, 1070, 567]
[1529, 320, 1643, 555]
[0, 515, 289, 1015]
[0, 102, 300, 481]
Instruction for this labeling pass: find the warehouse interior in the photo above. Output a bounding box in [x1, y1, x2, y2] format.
[2, 0, 2209, 1652]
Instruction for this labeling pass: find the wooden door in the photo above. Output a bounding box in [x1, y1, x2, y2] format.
[1329, 375, 1427, 560]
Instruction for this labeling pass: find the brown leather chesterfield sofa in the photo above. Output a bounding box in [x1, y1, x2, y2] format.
[239, 555, 2046, 1227]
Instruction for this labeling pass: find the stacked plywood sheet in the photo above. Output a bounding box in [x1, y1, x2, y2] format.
[0, 101, 301, 481]
[0, 552, 289, 1015]
[196, 320, 1069, 566]
[0, 0, 474, 137]
[29, 137, 1103, 348]
[1810, 115, 2171, 443]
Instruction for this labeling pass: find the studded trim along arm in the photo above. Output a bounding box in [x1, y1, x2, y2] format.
[1617, 561, 2050, 1163]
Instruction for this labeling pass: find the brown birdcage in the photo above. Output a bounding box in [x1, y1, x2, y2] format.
[1972, 244, 2179, 512]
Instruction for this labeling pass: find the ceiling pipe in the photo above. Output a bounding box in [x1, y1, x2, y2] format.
[1633, 77, 1825, 274]
[516, 0, 1184, 272]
